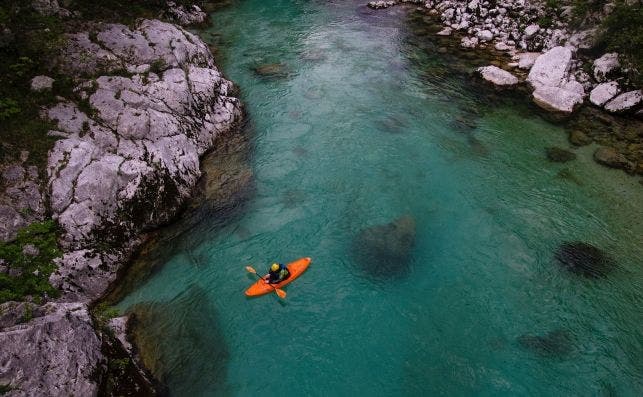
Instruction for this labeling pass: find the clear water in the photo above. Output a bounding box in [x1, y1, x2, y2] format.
[117, 1, 643, 395]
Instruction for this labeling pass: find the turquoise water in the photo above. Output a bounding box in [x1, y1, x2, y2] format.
[117, 1, 643, 395]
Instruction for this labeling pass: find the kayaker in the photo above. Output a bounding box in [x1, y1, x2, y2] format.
[264, 263, 290, 284]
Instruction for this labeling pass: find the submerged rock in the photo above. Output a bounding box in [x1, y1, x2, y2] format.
[594, 147, 634, 172]
[546, 147, 576, 163]
[352, 215, 416, 278]
[377, 114, 408, 133]
[568, 129, 592, 147]
[128, 285, 230, 395]
[518, 329, 573, 358]
[252, 63, 290, 79]
[476, 66, 519, 87]
[554, 241, 615, 278]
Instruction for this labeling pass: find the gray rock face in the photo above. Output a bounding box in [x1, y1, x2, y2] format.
[48, 19, 241, 267]
[0, 163, 45, 242]
[604, 90, 642, 113]
[0, 302, 103, 396]
[1, 18, 242, 396]
[589, 82, 620, 107]
[477, 66, 519, 86]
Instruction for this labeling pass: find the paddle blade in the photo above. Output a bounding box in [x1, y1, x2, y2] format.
[275, 289, 287, 299]
[245, 266, 257, 274]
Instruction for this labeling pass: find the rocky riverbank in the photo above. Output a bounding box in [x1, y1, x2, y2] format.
[369, 0, 643, 175]
[0, 1, 242, 395]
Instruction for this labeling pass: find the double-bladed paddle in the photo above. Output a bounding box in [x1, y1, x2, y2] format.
[245, 265, 287, 299]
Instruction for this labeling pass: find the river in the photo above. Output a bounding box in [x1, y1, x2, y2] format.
[116, 1, 643, 395]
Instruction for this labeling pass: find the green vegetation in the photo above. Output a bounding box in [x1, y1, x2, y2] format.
[0, 384, 13, 395]
[571, 0, 604, 22]
[0, 220, 61, 303]
[93, 302, 121, 329]
[0, 2, 65, 169]
[596, 0, 643, 86]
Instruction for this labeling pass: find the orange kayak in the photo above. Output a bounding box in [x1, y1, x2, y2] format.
[245, 257, 312, 297]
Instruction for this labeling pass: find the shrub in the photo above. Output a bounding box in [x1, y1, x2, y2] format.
[0, 98, 20, 120]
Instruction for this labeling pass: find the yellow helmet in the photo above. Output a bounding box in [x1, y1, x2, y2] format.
[271, 263, 280, 272]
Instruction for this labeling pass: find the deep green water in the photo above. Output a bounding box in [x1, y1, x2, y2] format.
[117, 1, 643, 395]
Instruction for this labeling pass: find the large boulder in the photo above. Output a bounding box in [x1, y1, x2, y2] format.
[527, 46, 573, 89]
[352, 215, 416, 279]
[604, 90, 643, 113]
[532, 86, 584, 113]
[589, 82, 620, 107]
[476, 66, 519, 86]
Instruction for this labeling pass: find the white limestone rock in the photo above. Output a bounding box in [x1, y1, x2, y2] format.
[524, 24, 539, 38]
[477, 29, 494, 42]
[604, 90, 643, 113]
[49, 19, 241, 255]
[593, 53, 620, 82]
[533, 86, 584, 113]
[461, 36, 479, 48]
[589, 82, 620, 107]
[0, 302, 103, 396]
[477, 66, 520, 86]
[30, 75, 55, 91]
[437, 27, 452, 36]
[517, 52, 540, 70]
[527, 46, 573, 89]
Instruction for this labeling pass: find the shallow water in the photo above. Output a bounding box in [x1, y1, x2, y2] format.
[117, 1, 643, 395]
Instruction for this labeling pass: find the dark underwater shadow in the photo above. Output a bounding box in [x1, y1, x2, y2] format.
[127, 284, 231, 395]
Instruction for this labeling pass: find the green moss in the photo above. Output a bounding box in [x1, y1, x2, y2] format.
[0, 220, 62, 303]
